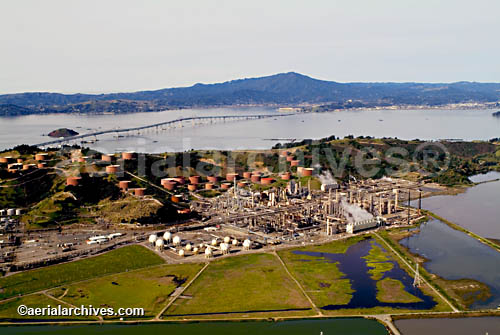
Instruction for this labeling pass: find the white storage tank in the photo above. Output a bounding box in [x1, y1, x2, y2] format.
[163, 231, 172, 242]
[211, 238, 218, 246]
[232, 239, 239, 246]
[185, 243, 192, 251]
[223, 236, 231, 244]
[15, 209, 22, 216]
[178, 249, 185, 257]
[173, 235, 181, 246]
[205, 246, 213, 258]
[221, 243, 229, 255]
[7, 209, 15, 216]
[155, 238, 164, 250]
[193, 247, 199, 254]
[148, 234, 157, 244]
[243, 239, 251, 250]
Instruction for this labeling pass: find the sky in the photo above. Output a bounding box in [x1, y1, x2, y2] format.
[1, 0, 499, 94]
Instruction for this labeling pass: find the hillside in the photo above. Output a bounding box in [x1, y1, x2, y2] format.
[1, 72, 500, 116]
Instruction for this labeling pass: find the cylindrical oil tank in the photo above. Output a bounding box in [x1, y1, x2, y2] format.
[297, 167, 304, 175]
[0, 157, 12, 163]
[187, 184, 197, 191]
[106, 165, 120, 174]
[119, 180, 131, 190]
[237, 181, 247, 188]
[17, 158, 23, 163]
[207, 176, 219, 183]
[261, 177, 274, 185]
[251, 175, 261, 183]
[37, 163, 47, 169]
[122, 152, 135, 160]
[23, 164, 36, 170]
[77, 157, 86, 163]
[66, 176, 82, 186]
[286, 156, 294, 162]
[171, 194, 182, 203]
[7, 209, 15, 216]
[221, 183, 231, 190]
[281, 150, 289, 157]
[226, 173, 238, 182]
[301, 168, 314, 177]
[35, 153, 48, 161]
[281, 172, 291, 180]
[242, 172, 252, 179]
[205, 183, 214, 190]
[189, 175, 200, 184]
[173, 176, 185, 185]
[163, 181, 176, 190]
[290, 159, 300, 166]
[15, 209, 22, 216]
[134, 188, 146, 196]
[101, 154, 113, 162]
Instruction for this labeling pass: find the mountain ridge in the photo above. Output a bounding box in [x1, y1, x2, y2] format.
[1, 72, 499, 116]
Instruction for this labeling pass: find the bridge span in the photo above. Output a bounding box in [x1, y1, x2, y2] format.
[36, 113, 292, 147]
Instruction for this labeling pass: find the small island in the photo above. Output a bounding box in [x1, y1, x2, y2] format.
[48, 128, 79, 138]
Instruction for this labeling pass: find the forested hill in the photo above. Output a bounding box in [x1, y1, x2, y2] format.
[1, 72, 500, 116]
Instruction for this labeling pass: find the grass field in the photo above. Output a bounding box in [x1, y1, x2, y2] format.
[53, 263, 202, 319]
[0, 245, 164, 300]
[279, 249, 353, 307]
[362, 242, 394, 280]
[164, 253, 314, 319]
[0, 294, 95, 321]
[376, 278, 422, 303]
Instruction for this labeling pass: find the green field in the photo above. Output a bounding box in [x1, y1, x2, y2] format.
[376, 278, 422, 303]
[52, 263, 202, 319]
[164, 253, 314, 319]
[0, 245, 164, 300]
[278, 250, 353, 307]
[0, 294, 95, 321]
[362, 242, 394, 280]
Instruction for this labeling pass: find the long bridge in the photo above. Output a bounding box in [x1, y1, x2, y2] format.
[35, 113, 293, 147]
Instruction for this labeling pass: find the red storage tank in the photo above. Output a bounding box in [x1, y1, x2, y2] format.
[242, 172, 252, 179]
[207, 176, 219, 183]
[237, 181, 247, 188]
[119, 180, 131, 190]
[17, 158, 23, 163]
[290, 160, 300, 166]
[134, 188, 145, 196]
[281, 172, 291, 180]
[163, 181, 176, 190]
[261, 177, 274, 185]
[66, 176, 82, 186]
[251, 175, 261, 183]
[286, 156, 294, 162]
[101, 154, 113, 162]
[189, 176, 200, 184]
[281, 150, 289, 157]
[205, 183, 214, 190]
[226, 173, 238, 182]
[35, 153, 48, 161]
[301, 168, 314, 177]
[37, 163, 47, 169]
[78, 157, 86, 163]
[106, 165, 120, 174]
[187, 184, 197, 191]
[122, 152, 135, 160]
[0, 157, 12, 164]
[173, 176, 186, 185]
[171, 195, 182, 203]
[221, 183, 231, 190]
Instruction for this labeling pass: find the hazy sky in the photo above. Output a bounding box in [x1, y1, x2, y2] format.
[1, 0, 499, 94]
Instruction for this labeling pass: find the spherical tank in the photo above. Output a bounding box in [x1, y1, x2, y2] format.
[148, 234, 157, 244]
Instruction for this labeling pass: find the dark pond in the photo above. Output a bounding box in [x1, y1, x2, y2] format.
[294, 238, 437, 310]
